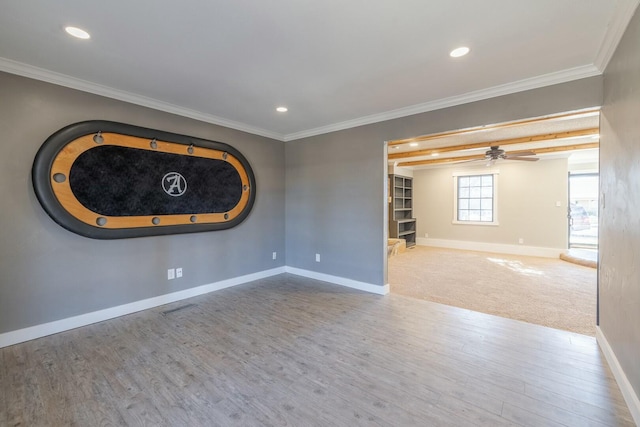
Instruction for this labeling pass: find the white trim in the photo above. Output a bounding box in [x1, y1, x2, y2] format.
[0, 58, 285, 142]
[0, 267, 286, 348]
[596, 326, 640, 426]
[0, 266, 389, 348]
[594, 0, 640, 71]
[0, 57, 601, 144]
[383, 143, 391, 287]
[451, 220, 500, 227]
[453, 171, 499, 226]
[416, 237, 563, 258]
[283, 65, 600, 141]
[285, 266, 389, 295]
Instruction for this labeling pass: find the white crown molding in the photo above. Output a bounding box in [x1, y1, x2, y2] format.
[0, 57, 285, 141]
[594, 0, 640, 71]
[0, 56, 603, 144]
[283, 64, 601, 141]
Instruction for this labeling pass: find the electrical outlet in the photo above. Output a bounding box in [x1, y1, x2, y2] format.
[176, 268, 183, 278]
[425, 233, 429, 238]
[272, 252, 277, 260]
[167, 268, 175, 280]
[518, 238, 524, 244]
[315, 253, 321, 262]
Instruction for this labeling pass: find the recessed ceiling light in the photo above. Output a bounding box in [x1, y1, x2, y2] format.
[450, 46, 470, 58]
[392, 146, 400, 149]
[276, 106, 288, 113]
[65, 26, 90, 39]
[409, 142, 419, 147]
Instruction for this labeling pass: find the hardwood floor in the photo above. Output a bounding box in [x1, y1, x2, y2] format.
[0, 274, 634, 426]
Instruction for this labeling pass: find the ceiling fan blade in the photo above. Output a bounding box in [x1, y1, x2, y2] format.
[507, 156, 539, 161]
[505, 150, 536, 157]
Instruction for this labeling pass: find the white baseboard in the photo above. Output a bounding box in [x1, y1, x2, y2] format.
[0, 266, 286, 349]
[596, 326, 640, 426]
[416, 237, 563, 258]
[285, 266, 389, 295]
[0, 266, 387, 348]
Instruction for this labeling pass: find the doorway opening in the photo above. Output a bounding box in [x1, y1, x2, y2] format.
[569, 173, 599, 249]
[385, 108, 600, 335]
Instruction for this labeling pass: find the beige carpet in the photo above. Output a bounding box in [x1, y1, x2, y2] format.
[388, 246, 597, 336]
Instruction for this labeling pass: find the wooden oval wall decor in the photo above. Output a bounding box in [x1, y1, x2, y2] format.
[32, 121, 256, 239]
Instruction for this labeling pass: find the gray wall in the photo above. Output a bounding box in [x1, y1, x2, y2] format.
[285, 127, 388, 285]
[0, 70, 605, 333]
[0, 72, 285, 333]
[285, 76, 602, 287]
[413, 158, 568, 249]
[600, 6, 640, 399]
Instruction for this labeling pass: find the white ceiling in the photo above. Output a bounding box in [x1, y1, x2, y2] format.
[1, 1, 638, 141]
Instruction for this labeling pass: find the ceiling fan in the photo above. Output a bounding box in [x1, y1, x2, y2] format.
[453, 145, 540, 166]
[484, 146, 539, 162]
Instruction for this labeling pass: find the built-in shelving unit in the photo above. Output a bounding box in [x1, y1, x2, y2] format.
[389, 174, 416, 247]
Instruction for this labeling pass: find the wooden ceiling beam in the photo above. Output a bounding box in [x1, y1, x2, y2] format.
[397, 142, 600, 167]
[399, 154, 485, 167]
[510, 142, 600, 156]
[388, 108, 600, 147]
[388, 128, 599, 160]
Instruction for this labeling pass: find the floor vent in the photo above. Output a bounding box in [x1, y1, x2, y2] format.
[161, 303, 196, 315]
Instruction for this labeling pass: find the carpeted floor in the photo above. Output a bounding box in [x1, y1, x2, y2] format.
[388, 246, 597, 336]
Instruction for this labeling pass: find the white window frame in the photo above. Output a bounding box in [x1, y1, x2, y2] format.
[452, 169, 499, 226]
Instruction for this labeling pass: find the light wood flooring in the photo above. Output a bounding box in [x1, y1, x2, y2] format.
[0, 274, 634, 426]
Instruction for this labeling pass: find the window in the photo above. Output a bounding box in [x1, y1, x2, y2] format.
[453, 171, 498, 225]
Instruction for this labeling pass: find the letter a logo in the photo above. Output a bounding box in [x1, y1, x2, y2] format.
[162, 172, 187, 197]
